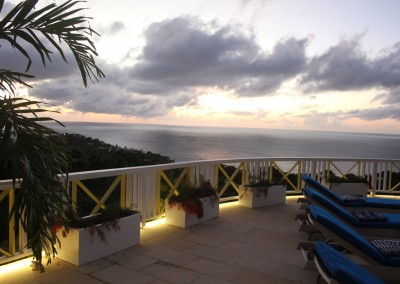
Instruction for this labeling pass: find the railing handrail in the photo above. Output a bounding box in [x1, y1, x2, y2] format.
[2, 156, 399, 187]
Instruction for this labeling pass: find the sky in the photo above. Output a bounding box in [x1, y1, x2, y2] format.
[2, 0, 400, 134]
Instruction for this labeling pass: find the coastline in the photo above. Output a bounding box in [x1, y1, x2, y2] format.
[49, 121, 400, 162]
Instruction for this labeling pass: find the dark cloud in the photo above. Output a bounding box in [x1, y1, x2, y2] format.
[28, 16, 309, 120]
[345, 105, 400, 121]
[5, 15, 400, 123]
[0, 41, 77, 80]
[97, 21, 126, 36]
[130, 17, 308, 97]
[109, 21, 125, 34]
[29, 72, 170, 118]
[300, 36, 400, 93]
[301, 105, 400, 125]
[373, 87, 400, 105]
[1, 16, 309, 118]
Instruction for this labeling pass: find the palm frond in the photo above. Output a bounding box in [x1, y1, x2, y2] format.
[0, 0, 105, 86]
[0, 69, 33, 94]
[0, 97, 70, 271]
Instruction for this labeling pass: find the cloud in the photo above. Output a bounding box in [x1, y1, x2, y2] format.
[300, 36, 400, 93]
[345, 105, 400, 121]
[301, 110, 345, 128]
[130, 17, 308, 97]
[108, 21, 125, 34]
[0, 41, 78, 80]
[8, 15, 400, 124]
[97, 21, 126, 36]
[24, 16, 310, 119]
[301, 105, 400, 126]
[29, 70, 171, 118]
[373, 87, 400, 105]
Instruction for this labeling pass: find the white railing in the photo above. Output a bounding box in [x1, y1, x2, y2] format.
[1, 157, 400, 264]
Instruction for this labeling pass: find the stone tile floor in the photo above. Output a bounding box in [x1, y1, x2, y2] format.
[0, 197, 319, 284]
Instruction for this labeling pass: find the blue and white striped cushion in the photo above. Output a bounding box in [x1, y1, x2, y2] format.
[341, 195, 366, 202]
[351, 211, 388, 222]
[371, 239, 400, 256]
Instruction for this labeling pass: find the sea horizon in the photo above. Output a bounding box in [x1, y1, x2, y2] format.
[57, 121, 400, 137]
[50, 121, 400, 162]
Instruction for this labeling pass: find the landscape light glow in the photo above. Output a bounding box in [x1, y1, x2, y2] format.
[0, 258, 32, 275]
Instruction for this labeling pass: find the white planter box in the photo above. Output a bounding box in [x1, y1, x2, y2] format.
[56, 213, 140, 266]
[238, 185, 286, 208]
[165, 197, 219, 228]
[323, 181, 369, 197]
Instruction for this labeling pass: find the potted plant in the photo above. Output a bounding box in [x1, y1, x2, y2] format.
[55, 204, 141, 266]
[238, 170, 286, 208]
[323, 172, 370, 197]
[165, 178, 219, 228]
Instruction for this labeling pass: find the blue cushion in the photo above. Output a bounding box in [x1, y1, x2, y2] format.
[302, 174, 400, 210]
[352, 213, 400, 229]
[364, 198, 400, 210]
[302, 175, 343, 204]
[314, 242, 384, 284]
[308, 204, 400, 266]
[305, 188, 400, 229]
[304, 187, 360, 226]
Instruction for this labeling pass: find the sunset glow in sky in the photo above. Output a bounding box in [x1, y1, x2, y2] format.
[2, 0, 400, 133]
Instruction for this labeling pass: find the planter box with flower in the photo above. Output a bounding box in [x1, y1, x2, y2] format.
[322, 173, 370, 197]
[238, 172, 286, 208]
[55, 205, 140, 266]
[165, 179, 219, 228]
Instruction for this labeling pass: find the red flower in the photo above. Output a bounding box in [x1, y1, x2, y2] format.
[52, 223, 62, 233]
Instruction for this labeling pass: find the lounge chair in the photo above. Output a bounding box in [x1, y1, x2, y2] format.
[306, 204, 400, 283]
[302, 174, 400, 212]
[313, 241, 384, 284]
[301, 187, 400, 238]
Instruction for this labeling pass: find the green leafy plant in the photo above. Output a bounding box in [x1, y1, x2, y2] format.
[0, 0, 104, 272]
[168, 178, 218, 219]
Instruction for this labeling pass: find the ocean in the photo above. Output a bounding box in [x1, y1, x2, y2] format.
[51, 122, 400, 162]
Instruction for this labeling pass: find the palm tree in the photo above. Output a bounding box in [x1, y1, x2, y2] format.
[0, 0, 104, 271]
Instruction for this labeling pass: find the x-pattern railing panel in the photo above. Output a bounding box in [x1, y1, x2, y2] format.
[71, 175, 125, 215]
[2, 157, 400, 265]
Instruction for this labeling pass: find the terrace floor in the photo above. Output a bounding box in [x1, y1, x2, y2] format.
[0, 196, 319, 284]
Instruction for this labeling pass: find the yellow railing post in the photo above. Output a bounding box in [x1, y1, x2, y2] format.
[19, 209, 27, 254]
[9, 188, 15, 255]
[188, 166, 195, 184]
[389, 162, 393, 191]
[297, 161, 302, 191]
[214, 163, 220, 191]
[327, 161, 331, 180]
[268, 161, 273, 181]
[156, 171, 161, 215]
[242, 162, 247, 186]
[120, 175, 126, 209]
[72, 180, 78, 211]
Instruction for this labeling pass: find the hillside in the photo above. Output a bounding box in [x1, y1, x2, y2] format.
[64, 133, 174, 172]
